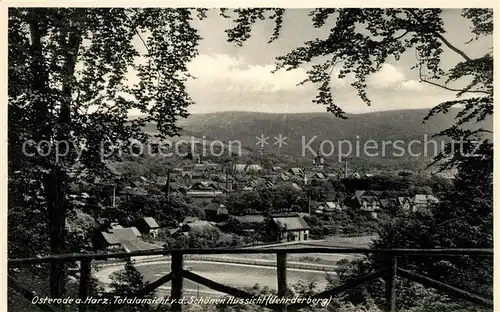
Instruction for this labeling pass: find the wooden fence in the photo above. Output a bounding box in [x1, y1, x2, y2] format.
[8, 247, 493, 312]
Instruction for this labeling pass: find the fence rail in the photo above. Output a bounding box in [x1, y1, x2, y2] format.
[8, 247, 493, 312]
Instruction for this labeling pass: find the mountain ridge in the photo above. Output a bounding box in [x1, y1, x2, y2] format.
[140, 108, 492, 164]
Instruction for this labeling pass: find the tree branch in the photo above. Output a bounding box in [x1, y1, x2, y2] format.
[134, 29, 150, 55]
[434, 33, 472, 62]
[407, 9, 472, 62]
[418, 62, 491, 96]
[393, 30, 409, 41]
[420, 78, 491, 95]
[126, 10, 150, 55]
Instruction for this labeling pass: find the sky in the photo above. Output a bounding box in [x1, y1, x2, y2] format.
[131, 9, 492, 115]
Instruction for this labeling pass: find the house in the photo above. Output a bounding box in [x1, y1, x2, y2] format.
[204, 203, 229, 222]
[110, 221, 123, 229]
[290, 183, 302, 192]
[271, 215, 310, 242]
[413, 194, 440, 211]
[249, 178, 266, 187]
[326, 173, 338, 179]
[379, 198, 397, 210]
[96, 227, 160, 252]
[194, 163, 206, 171]
[313, 172, 326, 180]
[321, 201, 341, 212]
[233, 163, 263, 173]
[193, 162, 220, 172]
[155, 176, 170, 186]
[186, 181, 224, 198]
[348, 190, 382, 219]
[119, 186, 148, 197]
[211, 174, 231, 183]
[131, 177, 150, 188]
[103, 161, 121, 176]
[279, 173, 290, 181]
[185, 190, 225, 199]
[181, 220, 214, 233]
[359, 196, 380, 210]
[164, 227, 181, 237]
[181, 171, 206, 180]
[246, 164, 263, 173]
[264, 180, 274, 188]
[233, 164, 247, 172]
[234, 175, 249, 183]
[351, 172, 361, 179]
[397, 197, 412, 211]
[289, 168, 304, 176]
[154, 177, 187, 195]
[182, 216, 200, 224]
[136, 217, 161, 237]
[231, 215, 266, 225]
[168, 182, 187, 194]
[97, 231, 122, 251]
[217, 181, 235, 191]
[312, 154, 325, 170]
[311, 201, 340, 214]
[242, 185, 253, 192]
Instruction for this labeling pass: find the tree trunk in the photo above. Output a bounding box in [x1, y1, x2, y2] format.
[29, 10, 67, 298]
[28, 9, 83, 299]
[44, 169, 69, 299]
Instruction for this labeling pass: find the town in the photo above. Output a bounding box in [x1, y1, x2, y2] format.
[80, 149, 449, 255]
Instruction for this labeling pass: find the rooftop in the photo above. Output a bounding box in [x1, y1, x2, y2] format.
[273, 216, 310, 231]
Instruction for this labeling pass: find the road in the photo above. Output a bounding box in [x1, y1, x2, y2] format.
[95, 259, 336, 296]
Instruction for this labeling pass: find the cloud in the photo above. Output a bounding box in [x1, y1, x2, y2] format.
[182, 55, 446, 114]
[400, 79, 424, 91]
[363, 63, 424, 92]
[327, 63, 424, 92]
[368, 63, 406, 88]
[187, 53, 309, 93]
[179, 55, 425, 95]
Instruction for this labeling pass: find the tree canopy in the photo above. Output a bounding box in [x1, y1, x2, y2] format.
[8, 7, 205, 297]
[222, 9, 492, 125]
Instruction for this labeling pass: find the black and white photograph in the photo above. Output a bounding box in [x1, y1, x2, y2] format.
[5, 4, 495, 312]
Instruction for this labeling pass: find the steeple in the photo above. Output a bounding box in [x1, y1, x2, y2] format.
[313, 148, 324, 170]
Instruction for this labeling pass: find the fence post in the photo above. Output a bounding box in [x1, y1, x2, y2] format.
[384, 255, 397, 312]
[171, 251, 183, 312]
[277, 252, 287, 312]
[78, 259, 92, 312]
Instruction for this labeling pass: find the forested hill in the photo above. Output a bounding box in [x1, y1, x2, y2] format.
[141, 109, 492, 159]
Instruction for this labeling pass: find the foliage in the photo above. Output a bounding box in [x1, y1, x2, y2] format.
[118, 193, 204, 228]
[108, 258, 154, 312]
[329, 143, 493, 310]
[305, 179, 337, 202]
[223, 182, 308, 215]
[8, 7, 205, 297]
[223, 9, 492, 127]
[109, 259, 150, 295]
[164, 226, 248, 250]
[304, 214, 342, 237]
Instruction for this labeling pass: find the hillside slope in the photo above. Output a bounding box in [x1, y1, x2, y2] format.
[140, 109, 492, 168]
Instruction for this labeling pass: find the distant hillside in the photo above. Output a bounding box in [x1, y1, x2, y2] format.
[142, 109, 492, 166]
